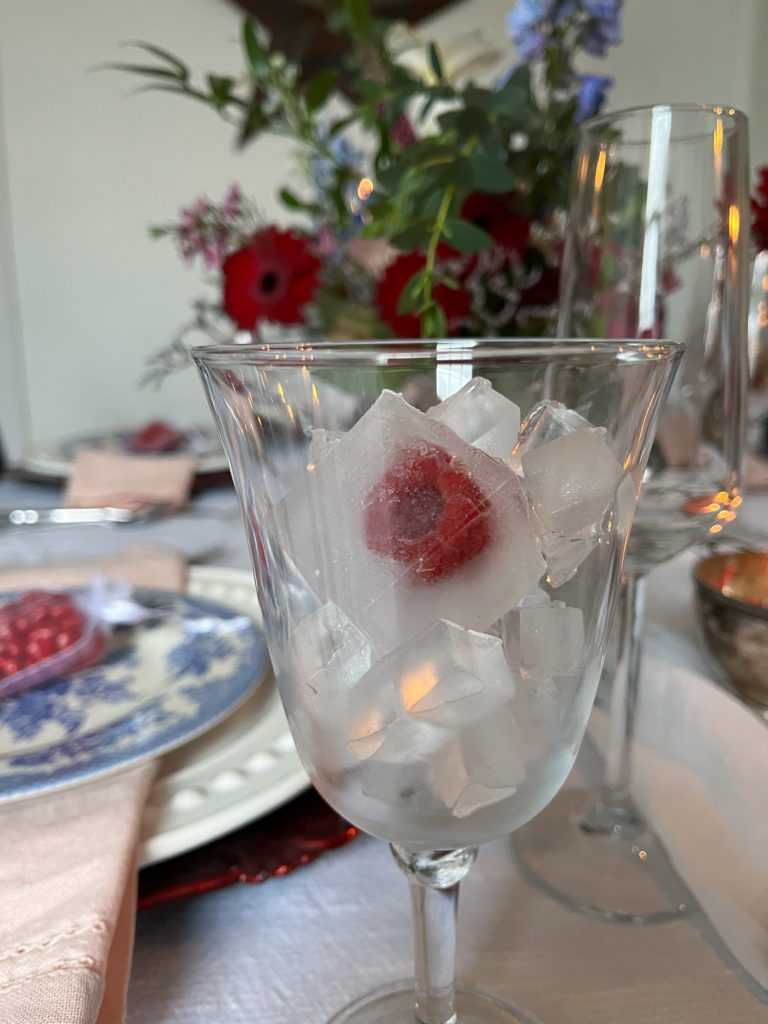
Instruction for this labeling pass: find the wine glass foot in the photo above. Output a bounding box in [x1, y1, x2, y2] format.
[512, 788, 696, 924]
[326, 980, 544, 1024]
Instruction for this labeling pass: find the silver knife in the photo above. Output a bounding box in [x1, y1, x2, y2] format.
[0, 504, 173, 527]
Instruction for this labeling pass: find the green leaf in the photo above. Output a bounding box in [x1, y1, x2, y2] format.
[122, 41, 189, 78]
[99, 62, 183, 81]
[461, 85, 493, 112]
[427, 42, 444, 82]
[420, 301, 447, 339]
[436, 105, 489, 139]
[207, 74, 234, 110]
[437, 275, 460, 290]
[328, 115, 356, 137]
[236, 99, 268, 147]
[442, 217, 494, 252]
[305, 69, 337, 112]
[279, 188, 305, 209]
[242, 20, 269, 77]
[343, 0, 373, 30]
[128, 82, 209, 104]
[397, 270, 427, 315]
[487, 83, 527, 114]
[389, 220, 432, 251]
[468, 153, 517, 193]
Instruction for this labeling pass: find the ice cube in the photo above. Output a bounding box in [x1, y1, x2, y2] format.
[350, 619, 526, 817]
[520, 427, 624, 536]
[445, 703, 526, 817]
[347, 619, 513, 757]
[359, 717, 453, 807]
[428, 377, 521, 461]
[291, 601, 373, 694]
[509, 400, 595, 475]
[538, 526, 598, 588]
[307, 428, 342, 468]
[278, 390, 545, 654]
[283, 602, 374, 771]
[358, 701, 525, 818]
[504, 602, 585, 678]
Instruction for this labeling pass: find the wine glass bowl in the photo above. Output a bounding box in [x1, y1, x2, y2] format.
[559, 103, 749, 574]
[194, 338, 681, 1022]
[514, 103, 750, 924]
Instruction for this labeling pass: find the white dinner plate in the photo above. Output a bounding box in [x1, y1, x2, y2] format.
[138, 566, 309, 867]
[0, 579, 268, 801]
[19, 423, 229, 480]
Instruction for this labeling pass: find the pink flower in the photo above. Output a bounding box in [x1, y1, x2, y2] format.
[222, 184, 242, 219]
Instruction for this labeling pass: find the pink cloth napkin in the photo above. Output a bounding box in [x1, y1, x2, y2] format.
[0, 547, 188, 1021]
[63, 450, 195, 512]
[0, 543, 188, 595]
[0, 765, 157, 1023]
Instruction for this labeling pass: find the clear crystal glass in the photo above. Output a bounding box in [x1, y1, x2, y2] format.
[195, 338, 681, 1022]
[514, 104, 750, 923]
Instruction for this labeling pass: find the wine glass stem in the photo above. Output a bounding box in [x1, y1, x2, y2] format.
[390, 845, 477, 1024]
[584, 573, 647, 836]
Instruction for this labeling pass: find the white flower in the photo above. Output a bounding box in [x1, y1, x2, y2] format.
[385, 23, 506, 88]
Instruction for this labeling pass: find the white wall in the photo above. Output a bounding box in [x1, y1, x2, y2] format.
[0, 0, 766, 461]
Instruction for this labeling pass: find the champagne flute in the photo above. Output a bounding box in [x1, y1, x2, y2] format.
[195, 337, 680, 1023]
[513, 104, 749, 923]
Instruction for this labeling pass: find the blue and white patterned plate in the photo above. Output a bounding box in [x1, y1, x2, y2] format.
[0, 589, 267, 801]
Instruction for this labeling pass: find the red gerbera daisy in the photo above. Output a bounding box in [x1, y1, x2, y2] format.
[222, 226, 322, 330]
[375, 248, 470, 338]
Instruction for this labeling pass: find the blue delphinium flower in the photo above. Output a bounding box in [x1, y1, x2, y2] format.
[576, 73, 613, 121]
[507, 0, 557, 61]
[581, 0, 623, 56]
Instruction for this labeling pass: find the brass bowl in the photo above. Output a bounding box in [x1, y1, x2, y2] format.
[694, 550, 768, 707]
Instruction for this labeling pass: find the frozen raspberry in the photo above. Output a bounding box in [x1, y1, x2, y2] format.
[364, 443, 493, 583]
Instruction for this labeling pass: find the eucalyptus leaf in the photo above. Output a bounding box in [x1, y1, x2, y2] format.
[390, 221, 433, 251]
[468, 153, 517, 193]
[306, 69, 337, 112]
[442, 217, 494, 252]
[397, 270, 427, 314]
[420, 301, 447, 339]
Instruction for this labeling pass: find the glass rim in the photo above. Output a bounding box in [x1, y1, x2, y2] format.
[192, 338, 684, 370]
[581, 101, 747, 139]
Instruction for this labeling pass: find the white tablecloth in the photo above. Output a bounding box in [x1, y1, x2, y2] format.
[1, 477, 766, 1023]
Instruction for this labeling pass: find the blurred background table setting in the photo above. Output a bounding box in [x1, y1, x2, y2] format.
[1, 0, 768, 1022]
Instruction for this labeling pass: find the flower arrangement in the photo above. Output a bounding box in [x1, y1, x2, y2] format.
[114, 0, 626, 384]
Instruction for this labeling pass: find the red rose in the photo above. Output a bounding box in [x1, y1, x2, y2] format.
[460, 193, 530, 255]
[222, 226, 322, 330]
[375, 249, 470, 338]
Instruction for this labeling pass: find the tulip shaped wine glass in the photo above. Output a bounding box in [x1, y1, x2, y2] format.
[513, 104, 750, 923]
[195, 339, 681, 1023]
